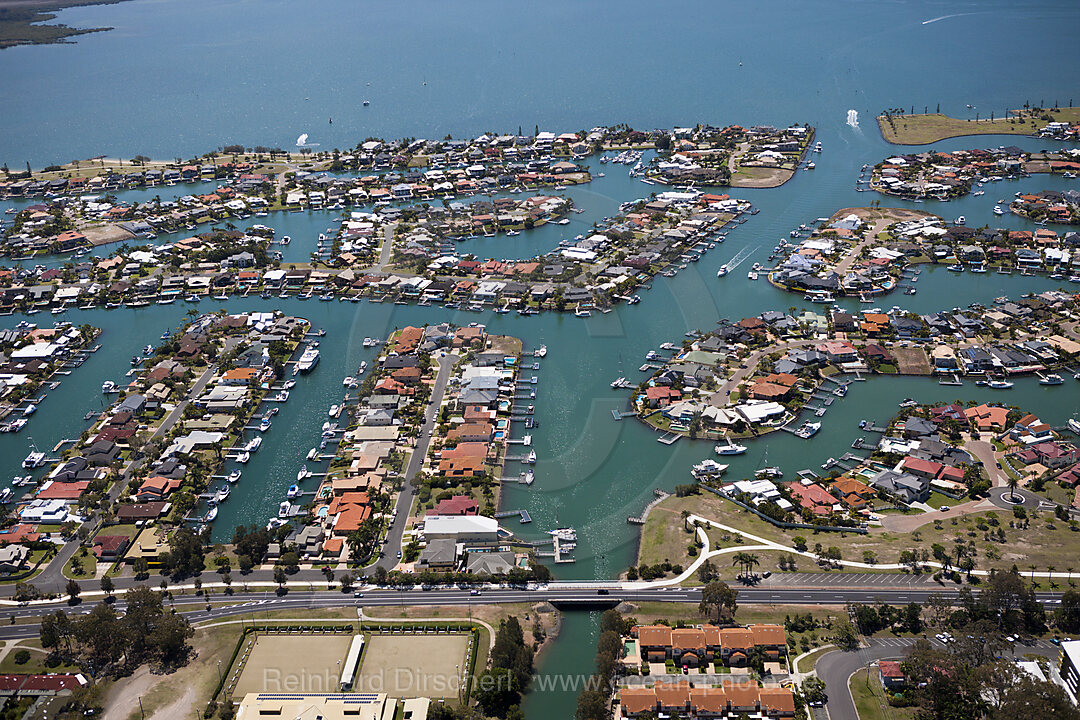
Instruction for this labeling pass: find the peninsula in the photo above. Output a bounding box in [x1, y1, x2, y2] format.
[0, 0, 129, 48]
[876, 106, 1080, 145]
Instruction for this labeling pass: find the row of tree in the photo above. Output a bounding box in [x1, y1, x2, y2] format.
[472, 617, 535, 719]
[40, 587, 193, 676]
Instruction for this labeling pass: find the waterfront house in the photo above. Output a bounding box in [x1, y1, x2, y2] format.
[870, 469, 929, 504]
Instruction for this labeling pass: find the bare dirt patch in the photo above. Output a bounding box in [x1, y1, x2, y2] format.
[730, 166, 794, 188]
[892, 347, 932, 375]
[356, 634, 469, 698]
[233, 634, 353, 696]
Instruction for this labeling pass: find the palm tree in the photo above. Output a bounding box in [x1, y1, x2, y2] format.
[1030, 564, 1037, 583]
[1007, 475, 1020, 503]
[1068, 565, 1074, 587]
[1048, 565, 1057, 588]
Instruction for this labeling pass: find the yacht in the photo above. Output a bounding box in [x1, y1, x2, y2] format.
[236, 451, 251, 463]
[204, 506, 218, 522]
[691, 459, 729, 480]
[328, 404, 341, 417]
[987, 379, 1014, 389]
[227, 469, 242, 484]
[793, 421, 822, 439]
[946, 264, 964, 272]
[955, 216, 966, 226]
[610, 377, 633, 389]
[534, 344, 548, 358]
[715, 439, 748, 456]
[1039, 374, 1064, 386]
[259, 416, 272, 431]
[296, 345, 320, 372]
[287, 484, 302, 499]
[22, 450, 47, 469]
[755, 467, 783, 480]
[216, 484, 230, 502]
[1068, 418, 1080, 435]
[716, 265, 729, 278]
[297, 466, 312, 482]
[101, 380, 118, 393]
[343, 376, 358, 388]
[993, 205, 1005, 215]
[278, 501, 292, 518]
[574, 308, 591, 317]
[245, 436, 262, 453]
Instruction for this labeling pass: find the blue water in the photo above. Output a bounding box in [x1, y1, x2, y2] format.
[4, 0, 1080, 713]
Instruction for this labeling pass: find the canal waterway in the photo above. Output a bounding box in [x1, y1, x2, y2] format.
[3, 0, 1080, 714]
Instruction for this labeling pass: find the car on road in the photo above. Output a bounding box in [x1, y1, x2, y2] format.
[940, 505, 950, 512]
[597, 588, 609, 595]
[396, 550, 402, 559]
[470, 589, 481, 596]
[353, 591, 364, 597]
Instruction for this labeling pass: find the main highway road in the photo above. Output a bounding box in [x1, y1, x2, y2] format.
[0, 583, 1067, 641]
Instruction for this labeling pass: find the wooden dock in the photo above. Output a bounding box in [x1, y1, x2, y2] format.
[627, 489, 670, 525]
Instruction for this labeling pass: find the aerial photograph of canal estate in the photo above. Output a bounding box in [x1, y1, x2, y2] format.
[3, 2, 1080, 720]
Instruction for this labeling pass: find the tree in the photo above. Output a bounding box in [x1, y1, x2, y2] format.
[162, 526, 205, 578]
[321, 565, 335, 587]
[273, 565, 287, 592]
[100, 575, 114, 597]
[699, 581, 738, 624]
[66, 579, 81, 603]
[1007, 474, 1019, 503]
[340, 572, 354, 592]
[831, 616, 859, 650]
[697, 559, 718, 583]
[1057, 590, 1080, 633]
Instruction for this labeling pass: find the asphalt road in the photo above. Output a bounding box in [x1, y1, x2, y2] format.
[361, 350, 454, 573]
[0, 584, 1069, 640]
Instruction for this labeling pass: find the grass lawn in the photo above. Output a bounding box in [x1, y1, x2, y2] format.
[63, 552, 97, 580]
[642, 492, 1080, 580]
[0, 641, 80, 674]
[850, 668, 917, 720]
[877, 108, 1080, 145]
[924, 492, 954, 510]
[795, 645, 835, 674]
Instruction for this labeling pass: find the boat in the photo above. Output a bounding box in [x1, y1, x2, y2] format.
[278, 501, 292, 518]
[307, 447, 319, 460]
[343, 376, 358, 388]
[1039, 374, 1064, 386]
[691, 459, 729, 480]
[574, 309, 591, 317]
[946, 264, 964, 272]
[227, 469, 241, 483]
[102, 380, 118, 393]
[793, 421, 821, 439]
[363, 337, 379, 347]
[269, 390, 290, 402]
[534, 344, 548, 358]
[217, 484, 230, 502]
[1068, 418, 1080, 435]
[526, 449, 537, 464]
[358, 361, 367, 374]
[297, 466, 312, 482]
[987, 380, 1013, 389]
[993, 205, 1005, 215]
[754, 448, 782, 479]
[259, 416, 272, 431]
[236, 451, 251, 463]
[898, 398, 917, 408]
[144, 344, 154, 355]
[296, 345, 320, 372]
[283, 379, 296, 390]
[955, 216, 966, 226]
[245, 436, 262, 453]
[328, 404, 340, 417]
[22, 450, 46, 469]
[287, 484, 302, 499]
[610, 377, 633, 389]
[806, 290, 833, 303]
[0, 488, 12, 504]
[716, 265, 729, 278]
[715, 439, 748, 456]
[747, 270, 758, 280]
[22, 404, 36, 417]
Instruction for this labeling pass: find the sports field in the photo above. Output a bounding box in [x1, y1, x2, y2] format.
[232, 634, 354, 695]
[355, 634, 470, 698]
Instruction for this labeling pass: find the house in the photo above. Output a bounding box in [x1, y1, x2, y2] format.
[420, 515, 500, 544]
[417, 538, 459, 571]
[427, 495, 479, 516]
[879, 660, 906, 689]
[116, 501, 169, 521]
[830, 477, 876, 509]
[0, 545, 29, 573]
[135, 475, 183, 501]
[92, 535, 130, 560]
[787, 482, 839, 515]
[870, 469, 929, 504]
[964, 403, 1009, 430]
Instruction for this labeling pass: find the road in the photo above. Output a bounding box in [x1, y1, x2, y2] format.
[816, 636, 1062, 720]
[364, 351, 457, 573]
[33, 361, 219, 591]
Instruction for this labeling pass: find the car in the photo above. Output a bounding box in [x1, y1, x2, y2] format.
[396, 550, 402, 559]
[470, 589, 481, 596]
[762, 570, 772, 578]
[1052, 638, 1061, 645]
[353, 591, 364, 597]
[597, 588, 609, 595]
[940, 505, 950, 512]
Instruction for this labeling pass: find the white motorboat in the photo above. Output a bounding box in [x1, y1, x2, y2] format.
[297, 466, 312, 482]
[22, 451, 46, 469]
[227, 469, 242, 483]
[236, 451, 251, 464]
[287, 484, 301, 499]
[715, 439, 748, 455]
[1039, 374, 1064, 386]
[296, 345, 320, 372]
[245, 436, 262, 453]
[793, 421, 821, 439]
[278, 501, 292, 518]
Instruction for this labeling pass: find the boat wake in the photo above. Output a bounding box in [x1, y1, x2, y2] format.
[846, 109, 860, 130]
[295, 133, 320, 148]
[724, 244, 758, 271]
[921, 12, 974, 25]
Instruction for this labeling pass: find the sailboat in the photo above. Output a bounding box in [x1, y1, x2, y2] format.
[754, 448, 782, 479]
